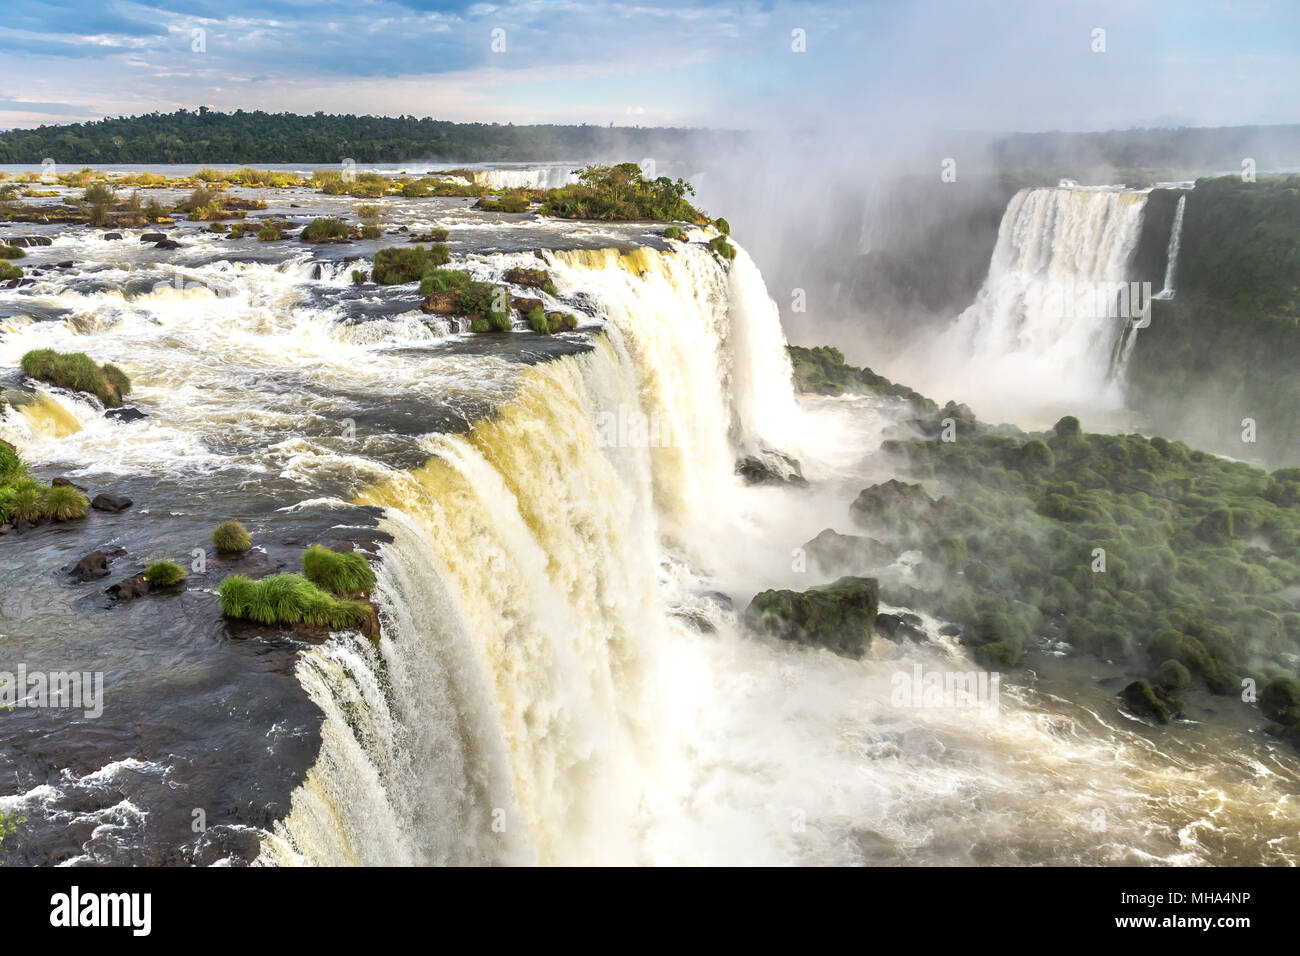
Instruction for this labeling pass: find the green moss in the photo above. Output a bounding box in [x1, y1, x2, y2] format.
[1123, 679, 1171, 724]
[662, 225, 683, 240]
[302, 544, 376, 596]
[216, 572, 372, 630]
[1156, 659, 1191, 692]
[0, 244, 25, 259]
[0, 261, 23, 281]
[144, 560, 187, 588]
[20, 349, 131, 406]
[257, 223, 282, 241]
[212, 519, 252, 553]
[372, 243, 450, 284]
[743, 576, 879, 659]
[359, 224, 382, 240]
[713, 217, 730, 236]
[1261, 675, 1300, 725]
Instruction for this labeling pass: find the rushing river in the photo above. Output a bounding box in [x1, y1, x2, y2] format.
[0, 174, 1297, 865]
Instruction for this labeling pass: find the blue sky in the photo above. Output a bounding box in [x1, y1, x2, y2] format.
[1, 0, 1298, 131]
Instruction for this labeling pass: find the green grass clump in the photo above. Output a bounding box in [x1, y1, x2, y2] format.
[476, 191, 534, 213]
[0, 444, 24, 484]
[0, 244, 25, 259]
[19, 349, 131, 406]
[257, 224, 282, 241]
[41, 485, 89, 521]
[217, 573, 372, 630]
[372, 243, 450, 284]
[418, 268, 472, 296]
[662, 226, 683, 240]
[303, 544, 376, 595]
[0, 261, 22, 281]
[144, 560, 187, 587]
[527, 305, 552, 334]
[0, 479, 43, 524]
[299, 217, 349, 243]
[212, 519, 252, 553]
[713, 217, 730, 235]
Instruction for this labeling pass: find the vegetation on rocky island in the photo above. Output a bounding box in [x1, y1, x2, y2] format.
[144, 560, 187, 588]
[786, 345, 938, 408]
[20, 349, 131, 406]
[538, 163, 705, 223]
[372, 243, 450, 284]
[299, 217, 350, 243]
[216, 573, 372, 630]
[0, 445, 90, 526]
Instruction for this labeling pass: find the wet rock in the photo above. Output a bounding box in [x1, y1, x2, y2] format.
[102, 232, 123, 241]
[106, 406, 146, 423]
[736, 452, 808, 487]
[850, 479, 937, 529]
[6, 236, 53, 248]
[72, 550, 112, 581]
[875, 611, 927, 642]
[803, 528, 894, 573]
[91, 493, 133, 513]
[420, 290, 460, 315]
[54, 260, 74, 269]
[514, 296, 544, 316]
[106, 573, 149, 600]
[141, 232, 167, 243]
[938, 623, 962, 637]
[154, 239, 183, 250]
[51, 476, 88, 490]
[744, 576, 879, 659]
[0, 524, 10, 535]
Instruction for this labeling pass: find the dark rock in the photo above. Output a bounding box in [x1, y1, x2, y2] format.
[421, 290, 461, 315]
[91, 493, 133, 513]
[102, 232, 123, 241]
[0, 524, 10, 535]
[744, 576, 879, 659]
[51, 476, 88, 490]
[72, 550, 112, 581]
[141, 233, 167, 243]
[514, 296, 544, 316]
[154, 239, 183, 250]
[938, 623, 962, 637]
[55, 260, 74, 269]
[105, 406, 146, 423]
[875, 612, 927, 642]
[106, 573, 149, 600]
[850, 479, 936, 527]
[736, 452, 808, 487]
[6, 236, 53, 248]
[803, 528, 894, 573]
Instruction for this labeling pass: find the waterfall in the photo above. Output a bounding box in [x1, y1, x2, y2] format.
[473, 166, 579, 191]
[919, 186, 1150, 424]
[1154, 194, 1187, 300]
[261, 241, 802, 865]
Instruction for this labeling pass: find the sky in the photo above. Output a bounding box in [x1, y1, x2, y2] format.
[1, 0, 1298, 132]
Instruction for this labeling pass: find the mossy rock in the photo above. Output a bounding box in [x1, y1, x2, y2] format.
[1123, 679, 1171, 724]
[743, 576, 879, 659]
[1261, 675, 1300, 724]
[20, 349, 130, 406]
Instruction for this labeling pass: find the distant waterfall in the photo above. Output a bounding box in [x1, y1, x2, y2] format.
[1154, 194, 1187, 300]
[921, 186, 1150, 423]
